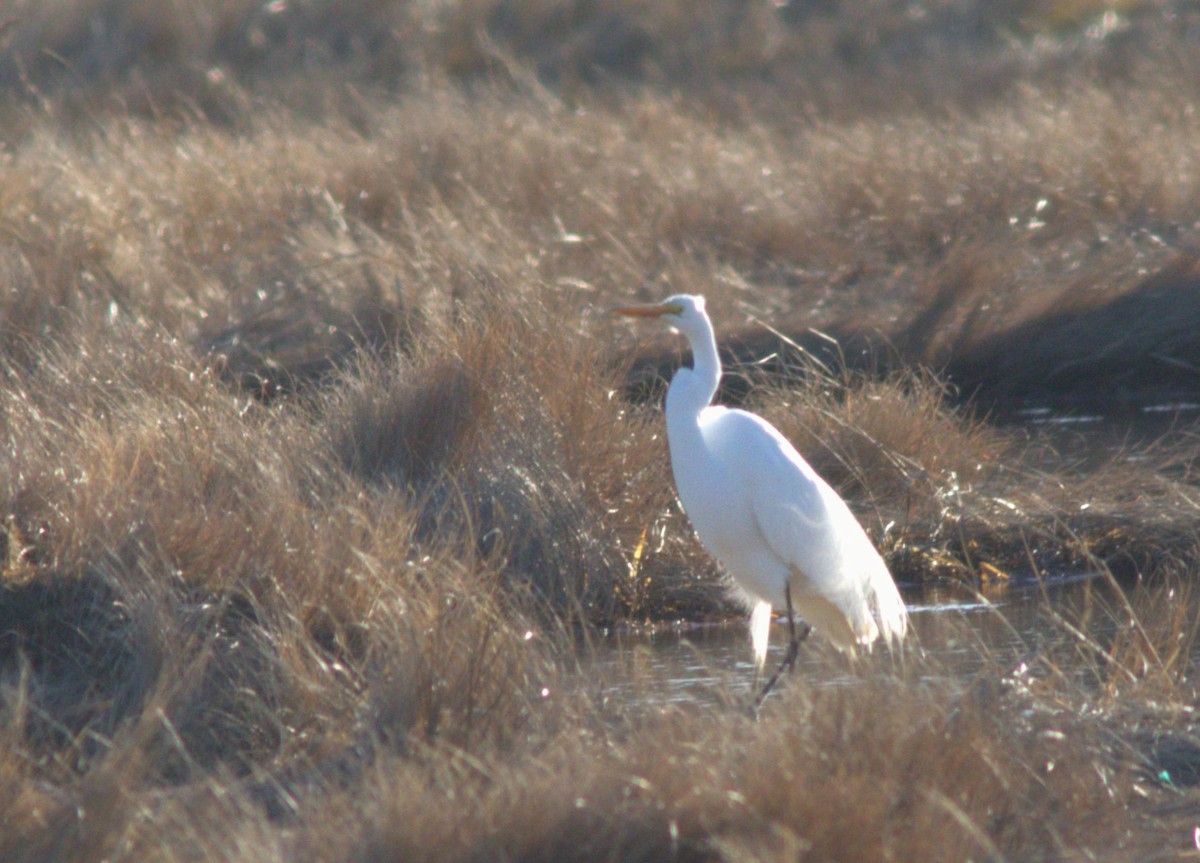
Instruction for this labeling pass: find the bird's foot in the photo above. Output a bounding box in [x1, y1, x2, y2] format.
[752, 590, 808, 717]
[751, 636, 801, 714]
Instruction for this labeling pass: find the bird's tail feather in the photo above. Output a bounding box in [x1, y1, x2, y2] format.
[869, 564, 909, 648]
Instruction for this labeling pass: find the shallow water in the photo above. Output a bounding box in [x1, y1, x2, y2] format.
[1004, 399, 1200, 469]
[585, 575, 1121, 708]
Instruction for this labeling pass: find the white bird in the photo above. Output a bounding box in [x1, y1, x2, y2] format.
[615, 294, 907, 703]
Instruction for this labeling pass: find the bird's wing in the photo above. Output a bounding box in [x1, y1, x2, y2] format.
[709, 409, 899, 648]
[704, 409, 841, 582]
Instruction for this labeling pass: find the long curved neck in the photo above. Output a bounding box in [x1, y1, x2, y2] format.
[665, 316, 721, 429]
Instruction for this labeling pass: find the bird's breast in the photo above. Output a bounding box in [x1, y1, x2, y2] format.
[669, 425, 760, 564]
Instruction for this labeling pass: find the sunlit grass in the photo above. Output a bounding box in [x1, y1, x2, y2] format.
[2, 1, 1200, 859]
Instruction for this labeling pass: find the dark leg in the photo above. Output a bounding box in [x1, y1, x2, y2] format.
[753, 584, 810, 711]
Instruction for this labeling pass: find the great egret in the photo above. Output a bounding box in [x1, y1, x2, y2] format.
[615, 294, 907, 704]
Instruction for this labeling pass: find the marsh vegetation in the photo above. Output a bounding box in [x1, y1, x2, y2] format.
[3, 1, 1200, 859]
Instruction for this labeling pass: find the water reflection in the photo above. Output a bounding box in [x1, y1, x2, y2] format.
[1005, 400, 1200, 470]
[586, 576, 1117, 708]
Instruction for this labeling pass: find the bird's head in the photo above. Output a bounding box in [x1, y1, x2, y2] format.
[613, 294, 706, 335]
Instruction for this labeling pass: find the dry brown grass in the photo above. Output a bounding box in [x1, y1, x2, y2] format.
[3, 1, 1200, 860]
[7, 587, 1194, 863]
[342, 675, 1132, 863]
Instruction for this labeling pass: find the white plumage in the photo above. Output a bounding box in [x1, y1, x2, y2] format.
[616, 294, 907, 690]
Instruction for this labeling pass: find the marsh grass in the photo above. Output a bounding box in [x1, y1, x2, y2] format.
[48, 580, 1190, 863]
[340, 675, 1131, 863]
[10, 312, 1198, 861]
[4, 0, 1200, 859]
